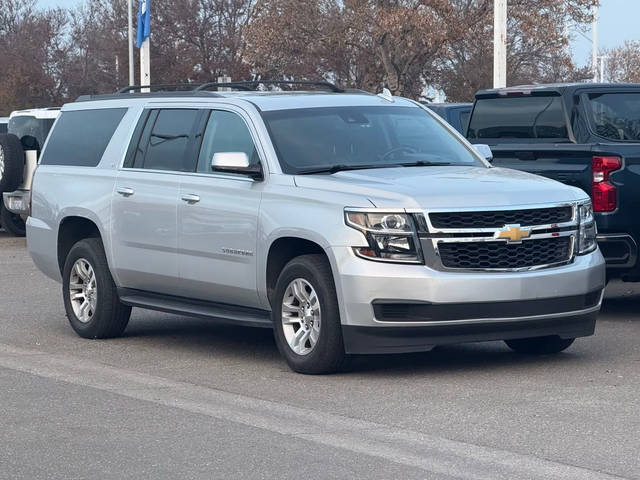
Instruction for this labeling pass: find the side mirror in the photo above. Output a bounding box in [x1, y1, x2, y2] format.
[211, 152, 263, 180]
[473, 144, 493, 163]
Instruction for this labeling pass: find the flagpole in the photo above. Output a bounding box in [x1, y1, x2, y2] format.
[127, 0, 134, 87]
[139, 0, 151, 91]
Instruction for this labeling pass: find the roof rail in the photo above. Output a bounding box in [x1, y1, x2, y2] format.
[194, 80, 345, 93]
[117, 83, 203, 93]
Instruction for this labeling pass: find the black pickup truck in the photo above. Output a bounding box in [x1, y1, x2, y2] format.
[467, 83, 640, 281]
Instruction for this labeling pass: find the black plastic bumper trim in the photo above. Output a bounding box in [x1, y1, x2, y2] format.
[372, 290, 602, 322]
[343, 311, 598, 354]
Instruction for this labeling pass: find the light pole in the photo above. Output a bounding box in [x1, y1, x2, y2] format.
[127, 0, 134, 87]
[493, 0, 507, 88]
[139, 0, 151, 90]
[592, 5, 598, 82]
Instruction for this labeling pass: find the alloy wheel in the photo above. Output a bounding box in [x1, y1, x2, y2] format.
[69, 258, 98, 323]
[281, 278, 321, 355]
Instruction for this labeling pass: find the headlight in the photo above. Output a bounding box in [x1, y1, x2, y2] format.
[345, 210, 422, 263]
[577, 200, 597, 254]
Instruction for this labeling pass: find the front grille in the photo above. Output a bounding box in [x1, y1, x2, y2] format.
[429, 206, 573, 229]
[438, 236, 572, 270]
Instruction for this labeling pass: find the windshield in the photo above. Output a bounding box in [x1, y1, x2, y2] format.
[467, 95, 568, 140]
[587, 92, 640, 141]
[261, 106, 483, 174]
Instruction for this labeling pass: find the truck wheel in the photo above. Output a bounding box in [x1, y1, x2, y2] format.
[0, 203, 26, 236]
[0, 134, 24, 193]
[505, 336, 575, 354]
[272, 254, 347, 374]
[62, 238, 131, 339]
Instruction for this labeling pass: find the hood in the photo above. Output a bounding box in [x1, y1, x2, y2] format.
[294, 166, 588, 210]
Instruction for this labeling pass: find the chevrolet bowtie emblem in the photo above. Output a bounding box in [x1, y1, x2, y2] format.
[494, 224, 531, 243]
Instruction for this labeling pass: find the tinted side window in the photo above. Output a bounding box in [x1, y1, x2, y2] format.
[587, 92, 640, 141]
[0, 122, 7, 134]
[8, 115, 54, 152]
[196, 110, 258, 174]
[41, 109, 126, 166]
[143, 109, 200, 171]
[467, 96, 568, 139]
[459, 110, 470, 135]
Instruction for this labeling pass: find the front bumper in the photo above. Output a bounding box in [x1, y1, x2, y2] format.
[343, 311, 598, 354]
[328, 246, 606, 354]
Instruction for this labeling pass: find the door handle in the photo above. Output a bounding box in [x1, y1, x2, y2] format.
[116, 187, 135, 197]
[181, 194, 200, 204]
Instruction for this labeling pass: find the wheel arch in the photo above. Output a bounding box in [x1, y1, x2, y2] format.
[57, 215, 104, 274]
[263, 234, 337, 308]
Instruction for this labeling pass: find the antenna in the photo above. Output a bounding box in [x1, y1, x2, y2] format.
[377, 88, 394, 102]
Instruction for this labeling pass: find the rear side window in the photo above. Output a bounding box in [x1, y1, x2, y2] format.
[459, 110, 470, 135]
[467, 95, 568, 140]
[0, 122, 7, 134]
[41, 109, 127, 166]
[8, 115, 55, 151]
[139, 109, 201, 172]
[587, 92, 640, 141]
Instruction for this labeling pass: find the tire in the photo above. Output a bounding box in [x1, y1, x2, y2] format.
[62, 237, 131, 339]
[272, 254, 347, 374]
[0, 133, 24, 194]
[0, 202, 26, 237]
[505, 336, 575, 355]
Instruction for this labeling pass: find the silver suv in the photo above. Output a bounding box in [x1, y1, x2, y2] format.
[27, 81, 605, 373]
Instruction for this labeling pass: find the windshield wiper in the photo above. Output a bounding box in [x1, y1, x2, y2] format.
[296, 164, 397, 175]
[398, 160, 453, 167]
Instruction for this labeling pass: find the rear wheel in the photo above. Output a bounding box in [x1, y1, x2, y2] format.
[62, 238, 131, 339]
[505, 336, 575, 354]
[0, 203, 25, 236]
[272, 254, 347, 374]
[0, 133, 24, 194]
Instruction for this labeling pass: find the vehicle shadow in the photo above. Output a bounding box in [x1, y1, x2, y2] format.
[600, 280, 640, 318]
[115, 281, 640, 375]
[121, 314, 584, 376]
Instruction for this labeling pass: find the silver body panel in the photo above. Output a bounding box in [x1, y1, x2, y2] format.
[27, 92, 605, 333]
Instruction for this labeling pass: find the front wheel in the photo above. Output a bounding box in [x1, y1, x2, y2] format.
[272, 254, 347, 374]
[505, 336, 575, 354]
[62, 238, 131, 339]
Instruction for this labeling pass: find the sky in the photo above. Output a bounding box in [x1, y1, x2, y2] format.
[38, 0, 640, 69]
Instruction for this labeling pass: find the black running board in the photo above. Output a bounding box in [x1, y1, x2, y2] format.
[118, 288, 273, 328]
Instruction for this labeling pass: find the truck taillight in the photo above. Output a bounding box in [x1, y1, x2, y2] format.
[592, 156, 621, 212]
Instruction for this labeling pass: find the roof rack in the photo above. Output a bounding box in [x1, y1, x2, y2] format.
[117, 83, 205, 93]
[76, 79, 357, 102]
[194, 80, 345, 93]
[116, 80, 344, 94]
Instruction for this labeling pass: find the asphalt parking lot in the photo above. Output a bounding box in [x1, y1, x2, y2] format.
[0, 230, 638, 480]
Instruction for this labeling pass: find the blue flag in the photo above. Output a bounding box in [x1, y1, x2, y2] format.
[136, 0, 150, 48]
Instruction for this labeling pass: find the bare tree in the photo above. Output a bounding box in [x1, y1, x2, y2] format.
[435, 0, 597, 102]
[0, 0, 69, 114]
[603, 41, 640, 83]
